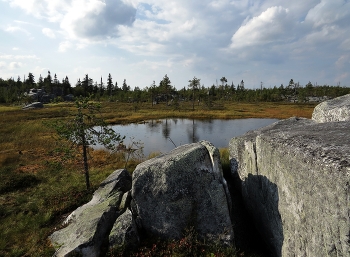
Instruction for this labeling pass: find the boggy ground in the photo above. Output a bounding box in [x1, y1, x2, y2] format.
[0, 101, 316, 256]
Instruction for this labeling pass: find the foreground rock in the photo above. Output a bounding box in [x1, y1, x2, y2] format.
[109, 208, 139, 251]
[49, 141, 234, 256]
[49, 169, 132, 257]
[229, 117, 350, 257]
[312, 93, 350, 122]
[132, 140, 234, 245]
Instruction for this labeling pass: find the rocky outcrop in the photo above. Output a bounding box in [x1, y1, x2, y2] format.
[49, 169, 132, 257]
[22, 102, 44, 110]
[312, 93, 350, 122]
[109, 208, 139, 250]
[229, 117, 350, 257]
[49, 141, 234, 256]
[131, 140, 233, 245]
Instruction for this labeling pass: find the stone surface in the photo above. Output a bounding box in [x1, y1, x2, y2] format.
[312, 94, 350, 122]
[49, 169, 131, 257]
[131, 140, 234, 245]
[229, 117, 350, 257]
[119, 191, 131, 213]
[109, 208, 140, 250]
[22, 102, 44, 110]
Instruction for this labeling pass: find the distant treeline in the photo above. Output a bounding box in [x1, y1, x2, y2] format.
[1, 72, 349, 104]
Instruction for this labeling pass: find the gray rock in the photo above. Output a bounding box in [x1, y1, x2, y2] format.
[49, 169, 131, 257]
[119, 191, 131, 213]
[109, 208, 140, 250]
[22, 102, 44, 110]
[312, 94, 350, 122]
[229, 117, 350, 257]
[131, 140, 234, 245]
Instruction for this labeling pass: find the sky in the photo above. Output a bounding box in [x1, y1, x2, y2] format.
[0, 0, 350, 90]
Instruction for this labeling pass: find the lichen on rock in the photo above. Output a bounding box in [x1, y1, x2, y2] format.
[131, 140, 234, 245]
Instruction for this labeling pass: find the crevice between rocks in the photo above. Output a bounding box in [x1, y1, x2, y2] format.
[224, 157, 270, 256]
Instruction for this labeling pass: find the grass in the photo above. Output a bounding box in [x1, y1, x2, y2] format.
[0, 101, 316, 256]
[108, 226, 238, 257]
[100, 101, 315, 124]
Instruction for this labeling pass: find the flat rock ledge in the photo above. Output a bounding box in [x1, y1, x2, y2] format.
[229, 117, 350, 257]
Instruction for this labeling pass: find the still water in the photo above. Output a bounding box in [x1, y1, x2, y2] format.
[110, 118, 278, 156]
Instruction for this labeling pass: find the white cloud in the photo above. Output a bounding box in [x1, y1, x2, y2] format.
[2, 0, 350, 87]
[42, 28, 56, 38]
[58, 41, 72, 52]
[305, 0, 350, 28]
[117, 20, 168, 54]
[336, 55, 349, 68]
[303, 25, 344, 45]
[5, 0, 137, 41]
[5, 0, 67, 22]
[4, 25, 31, 35]
[76, 43, 88, 50]
[9, 61, 23, 69]
[0, 54, 39, 60]
[179, 18, 196, 32]
[12, 47, 19, 51]
[0, 61, 6, 69]
[230, 6, 292, 48]
[0, 60, 23, 72]
[209, 0, 231, 9]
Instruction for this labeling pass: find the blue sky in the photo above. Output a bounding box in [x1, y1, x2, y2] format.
[1, 0, 350, 89]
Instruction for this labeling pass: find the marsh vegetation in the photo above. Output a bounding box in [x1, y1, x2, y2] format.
[0, 101, 316, 256]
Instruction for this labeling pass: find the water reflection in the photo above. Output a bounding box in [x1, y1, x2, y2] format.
[162, 119, 171, 139]
[187, 119, 198, 143]
[108, 118, 278, 156]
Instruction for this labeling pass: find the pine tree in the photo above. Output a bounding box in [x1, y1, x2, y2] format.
[160, 74, 171, 105]
[107, 73, 113, 96]
[26, 72, 35, 87]
[49, 96, 124, 190]
[188, 76, 201, 111]
[122, 79, 130, 91]
[44, 71, 52, 93]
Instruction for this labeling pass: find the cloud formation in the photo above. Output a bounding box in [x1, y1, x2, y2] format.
[5, 0, 136, 41]
[58, 41, 73, 52]
[230, 6, 292, 48]
[42, 28, 56, 38]
[5, 25, 31, 35]
[305, 0, 350, 28]
[9, 61, 22, 69]
[1, 0, 350, 87]
[0, 54, 39, 60]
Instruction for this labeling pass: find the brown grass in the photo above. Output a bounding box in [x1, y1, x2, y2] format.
[0, 100, 317, 256]
[99, 101, 316, 124]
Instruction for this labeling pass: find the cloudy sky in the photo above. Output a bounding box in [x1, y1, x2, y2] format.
[1, 0, 350, 89]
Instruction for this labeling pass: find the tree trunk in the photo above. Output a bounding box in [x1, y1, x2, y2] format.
[192, 90, 195, 111]
[82, 133, 90, 190]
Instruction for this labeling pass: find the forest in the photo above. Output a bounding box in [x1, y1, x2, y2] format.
[1, 71, 350, 104]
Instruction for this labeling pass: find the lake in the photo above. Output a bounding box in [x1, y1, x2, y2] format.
[108, 118, 278, 156]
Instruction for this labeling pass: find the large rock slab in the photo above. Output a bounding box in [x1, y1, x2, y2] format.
[49, 169, 131, 257]
[229, 118, 350, 257]
[131, 140, 234, 245]
[312, 94, 350, 122]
